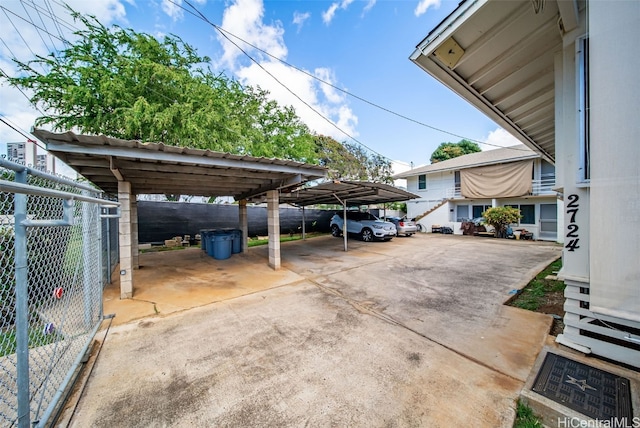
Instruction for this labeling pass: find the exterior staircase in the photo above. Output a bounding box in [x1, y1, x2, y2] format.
[413, 199, 449, 222]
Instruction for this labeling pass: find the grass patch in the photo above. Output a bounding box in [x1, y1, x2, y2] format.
[139, 232, 329, 252]
[514, 399, 542, 428]
[0, 327, 56, 358]
[247, 232, 327, 247]
[139, 245, 190, 254]
[510, 258, 563, 311]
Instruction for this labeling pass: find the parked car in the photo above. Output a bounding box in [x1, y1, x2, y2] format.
[330, 211, 396, 242]
[384, 216, 417, 237]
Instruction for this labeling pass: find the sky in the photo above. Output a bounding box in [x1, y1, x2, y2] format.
[0, 0, 520, 178]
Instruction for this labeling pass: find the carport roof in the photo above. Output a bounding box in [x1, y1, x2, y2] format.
[279, 180, 419, 207]
[32, 129, 327, 200]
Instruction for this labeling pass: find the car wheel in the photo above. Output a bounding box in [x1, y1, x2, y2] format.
[331, 225, 341, 237]
[361, 228, 373, 242]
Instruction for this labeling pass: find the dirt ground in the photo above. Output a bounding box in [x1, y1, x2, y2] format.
[506, 258, 565, 336]
[538, 292, 565, 336]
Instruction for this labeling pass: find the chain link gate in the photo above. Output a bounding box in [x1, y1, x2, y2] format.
[0, 158, 119, 427]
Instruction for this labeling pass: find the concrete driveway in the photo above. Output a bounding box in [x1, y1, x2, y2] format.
[63, 234, 561, 427]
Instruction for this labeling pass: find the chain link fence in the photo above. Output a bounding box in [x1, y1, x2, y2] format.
[0, 158, 119, 427]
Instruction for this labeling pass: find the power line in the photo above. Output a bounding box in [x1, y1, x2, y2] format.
[179, 0, 529, 153]
[0, 5, 66, 44]
[19, 0, 53, 54]
[182, 0, 387, 161]
[1, 1, 528, 164]
[181, 0, 387, 161]
[42, 0, 69, 46]
[0, 115, 47, 151]
[0, 66, 48, 117]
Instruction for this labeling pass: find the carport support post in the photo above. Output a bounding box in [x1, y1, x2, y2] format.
[343, 202, 348, 252]
[118, 181, 134, 298]
[266, 190, 281, 269]
[239, 199, 249, 254]
[131, 198, 139, 269]
[301, 206, 306, 240]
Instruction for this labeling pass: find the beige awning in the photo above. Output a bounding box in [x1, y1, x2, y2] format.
[460, 161, 532, 198]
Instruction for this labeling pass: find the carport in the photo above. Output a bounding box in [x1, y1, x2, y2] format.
[32, 129, 327, 299]
[279, 180, 419, 251]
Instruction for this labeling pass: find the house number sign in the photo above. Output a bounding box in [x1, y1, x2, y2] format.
[565, 194, 580, 252]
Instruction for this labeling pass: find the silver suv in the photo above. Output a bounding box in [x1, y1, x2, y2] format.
[330, 211, 396, 242]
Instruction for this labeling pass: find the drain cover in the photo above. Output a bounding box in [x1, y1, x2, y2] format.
[532, 353, 633, 421]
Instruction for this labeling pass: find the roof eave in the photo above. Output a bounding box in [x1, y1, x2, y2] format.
[410, 0, 557, 164]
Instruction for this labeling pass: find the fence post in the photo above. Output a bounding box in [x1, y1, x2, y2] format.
[14, 169, 30, 428]
[105, 213, 111, 285]
[82, 197, 94, 327]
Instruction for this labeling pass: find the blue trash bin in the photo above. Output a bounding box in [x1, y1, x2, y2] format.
[231, 229, 242, 254]
[212, 233, 232, 260]
[200, 230, 210, 253]
[207, 232, 217, 257]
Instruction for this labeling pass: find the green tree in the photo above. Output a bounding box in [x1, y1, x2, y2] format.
[313, 135, 392, 183]
[430, 139, 481, 163]
[6, 11, 316, 162]
[482, 206, 522, 238]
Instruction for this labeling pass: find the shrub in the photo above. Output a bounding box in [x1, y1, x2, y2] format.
[482, 206, 522, 238]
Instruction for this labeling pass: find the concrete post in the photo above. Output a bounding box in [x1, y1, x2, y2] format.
[239, 199, 249, 254]
[46, 153, 56, 174]
[131, 198, 139, 269]
[266, 190, 280, 269]
[24, 140, 36, 168]
[118, 181, 134, 298]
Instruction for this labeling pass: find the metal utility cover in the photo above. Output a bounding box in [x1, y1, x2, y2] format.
[532, 352, 633, 421]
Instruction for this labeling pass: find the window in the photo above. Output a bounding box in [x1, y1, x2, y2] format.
[506, 204, 535, 225]
[472, 205, 491, 218]
[577, 36, 590, 182]
[456, 205, 469, 222]
[418, 174, 426, 190]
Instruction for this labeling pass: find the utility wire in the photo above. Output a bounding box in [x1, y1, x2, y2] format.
[2, 1, 528, 162]
[179, 0, 530, 153]
[42, 0, 69, 47]
[0, 5, 66, 44]
[19, 0, 53, 54]
[0, 66, 48, 117]
[0, 115, 47, 151]
[182, 0, 386, 159]
[31, 0, 60, 53]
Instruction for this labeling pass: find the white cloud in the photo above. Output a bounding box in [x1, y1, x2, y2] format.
[161, 0, 184, 21]
[322, 0, 355, 25]
[363, 0, 377, 15]
[322, 4, 339, 25]
[159, 0, 207, 22]
[292, 11, 310, 33]
[218, 0, 287, 67]
[236, 60, 358, 141]
[65, 0, 128, 23]
[219, 0, 357, 141]
[0, 0, 129, 166]
[482, 128, 522, 150]
[414, 0, 441, 17]
[314, 68, 343, 104]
